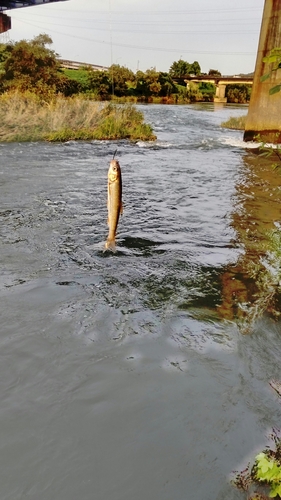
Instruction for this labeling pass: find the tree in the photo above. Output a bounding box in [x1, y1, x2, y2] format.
[158, 72, 177, 96]
[189, 61, 201, 76]
[0, 42, 10, 68]
[108, 64, 135, 97]
[208, 69, 222, 76]
[31, 33, 53, 47]
[0, 43, 10, 91]
[186, 81, 203, 102]
[87, 70, 111, 99]
[198, 82, 216, 101]
[169, 59, 201, 78]
[226, 84, 251, 103]
[169, 59, 191, 78]
[0, 34, 64, 95]
[134, 69, 161, 98]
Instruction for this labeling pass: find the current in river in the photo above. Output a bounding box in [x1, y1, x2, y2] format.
[1, 103, 281, 500]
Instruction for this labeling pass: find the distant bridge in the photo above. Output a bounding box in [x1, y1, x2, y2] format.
[59, 59, 108, 72]
[184, 75, 253, 103]
[0, 0, 68, 33]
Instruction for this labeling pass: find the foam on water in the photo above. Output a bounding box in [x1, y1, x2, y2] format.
[221, 135, 261, 149]
[136, 140, 174, 149]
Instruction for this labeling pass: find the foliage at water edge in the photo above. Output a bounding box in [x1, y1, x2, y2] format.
[0, 35, 251, 104]
[232, 429, 281, 499]
[0, 92, 156, 142]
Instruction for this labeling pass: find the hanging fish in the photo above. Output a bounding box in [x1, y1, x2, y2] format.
[105, 158, 123, 251]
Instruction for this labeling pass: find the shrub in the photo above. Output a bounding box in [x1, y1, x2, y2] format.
[0, 92, 156, 142]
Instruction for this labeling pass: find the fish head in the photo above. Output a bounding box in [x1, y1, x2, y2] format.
[108, 160, 121, 183]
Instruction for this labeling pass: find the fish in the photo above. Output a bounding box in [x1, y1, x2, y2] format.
[105, 159, 123, 252]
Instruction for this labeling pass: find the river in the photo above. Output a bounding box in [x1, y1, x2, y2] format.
[1, 103, 281, 500]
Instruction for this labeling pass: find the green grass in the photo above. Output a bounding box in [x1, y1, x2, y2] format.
[62, 68, 91, 91]
[221, 115, 247, 130]
[0, 91, 156, 142]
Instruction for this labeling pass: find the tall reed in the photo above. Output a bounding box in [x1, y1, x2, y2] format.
[0, 92, 156, 142]
[221, 115, 247, 130]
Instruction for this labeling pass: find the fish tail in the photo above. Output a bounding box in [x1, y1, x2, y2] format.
[104, 237, 116, 252]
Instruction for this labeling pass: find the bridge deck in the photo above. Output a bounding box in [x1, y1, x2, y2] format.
[0, 0, 68, 11]
[182, 76, 253, 85]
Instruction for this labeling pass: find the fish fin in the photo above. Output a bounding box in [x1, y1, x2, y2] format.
[104, 237, 116, 253]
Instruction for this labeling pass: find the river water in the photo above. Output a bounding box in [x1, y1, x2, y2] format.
[1, 103, 281, 500]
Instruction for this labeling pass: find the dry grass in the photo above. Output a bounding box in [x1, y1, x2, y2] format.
[0, 91, 156, 142]
[221, 114, 247, 130]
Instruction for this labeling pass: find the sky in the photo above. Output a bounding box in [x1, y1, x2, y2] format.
[1, 0, 265, 76]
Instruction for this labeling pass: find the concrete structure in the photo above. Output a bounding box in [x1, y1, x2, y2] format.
[59, 59, 108, 72]
[244, 0, 281, 143]
[185, 76, 253, 103]
[0, 1, 68, 33]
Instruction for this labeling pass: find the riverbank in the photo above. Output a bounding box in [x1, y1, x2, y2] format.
[0, 92, 156, 142]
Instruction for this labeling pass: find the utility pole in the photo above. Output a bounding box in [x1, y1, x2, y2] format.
[109, 0, 114, 96]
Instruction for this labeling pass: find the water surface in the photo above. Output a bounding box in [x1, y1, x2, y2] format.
[1, 103, 281, 500]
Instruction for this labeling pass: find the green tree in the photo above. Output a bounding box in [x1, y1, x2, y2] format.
[186, 81, 203, 102]
[198, 82, 216, 101]
[208, 68, 222, 76]
[169, 59, 191, 78]
[0, 43, 10, 91]
[108, 64, 135, 97]
[87, 70, 111, 99]
[134, 69, 161, 98]
[0, 34, 66, 95]
[0, 42, 10, 69]
[158, 72, 177, 96]
[226, 84, 251, 103]
[189, 61, 201, 75]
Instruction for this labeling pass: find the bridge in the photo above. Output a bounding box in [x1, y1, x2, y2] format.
[59, 59, 108, 72]
[0, 0, 68, 33]
[184, 75, 253, 103]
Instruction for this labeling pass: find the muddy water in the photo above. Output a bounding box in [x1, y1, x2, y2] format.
[1, 104, 281, 500]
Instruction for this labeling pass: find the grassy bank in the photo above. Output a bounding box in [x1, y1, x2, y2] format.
[221, 115, 247, 130]
[0, 92, 156, 142]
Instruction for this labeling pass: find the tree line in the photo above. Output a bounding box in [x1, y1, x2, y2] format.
[0, 35, 251, 103]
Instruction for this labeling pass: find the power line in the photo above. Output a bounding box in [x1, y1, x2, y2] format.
[10, 16, 257, 29]
[28, 6, 262, 15]
[11, 16, 259, 34]
[12, 17, 256, 56]
[10, 7, 262, 24]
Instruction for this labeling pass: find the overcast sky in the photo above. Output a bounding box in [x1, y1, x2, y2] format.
[2, 0, 265, 75]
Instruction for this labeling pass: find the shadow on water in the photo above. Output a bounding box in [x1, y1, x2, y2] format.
[120, 236, 166, 256]
[219, 153, 281, 331]
[128, 151, 281, 334]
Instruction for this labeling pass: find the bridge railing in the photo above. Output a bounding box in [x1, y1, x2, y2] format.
[59, 59, 108, 72]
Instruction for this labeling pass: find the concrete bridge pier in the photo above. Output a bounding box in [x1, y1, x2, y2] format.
[0, 13, 11, 33]
[244, 0, 281, 143]
[214, 84, 227, 103]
